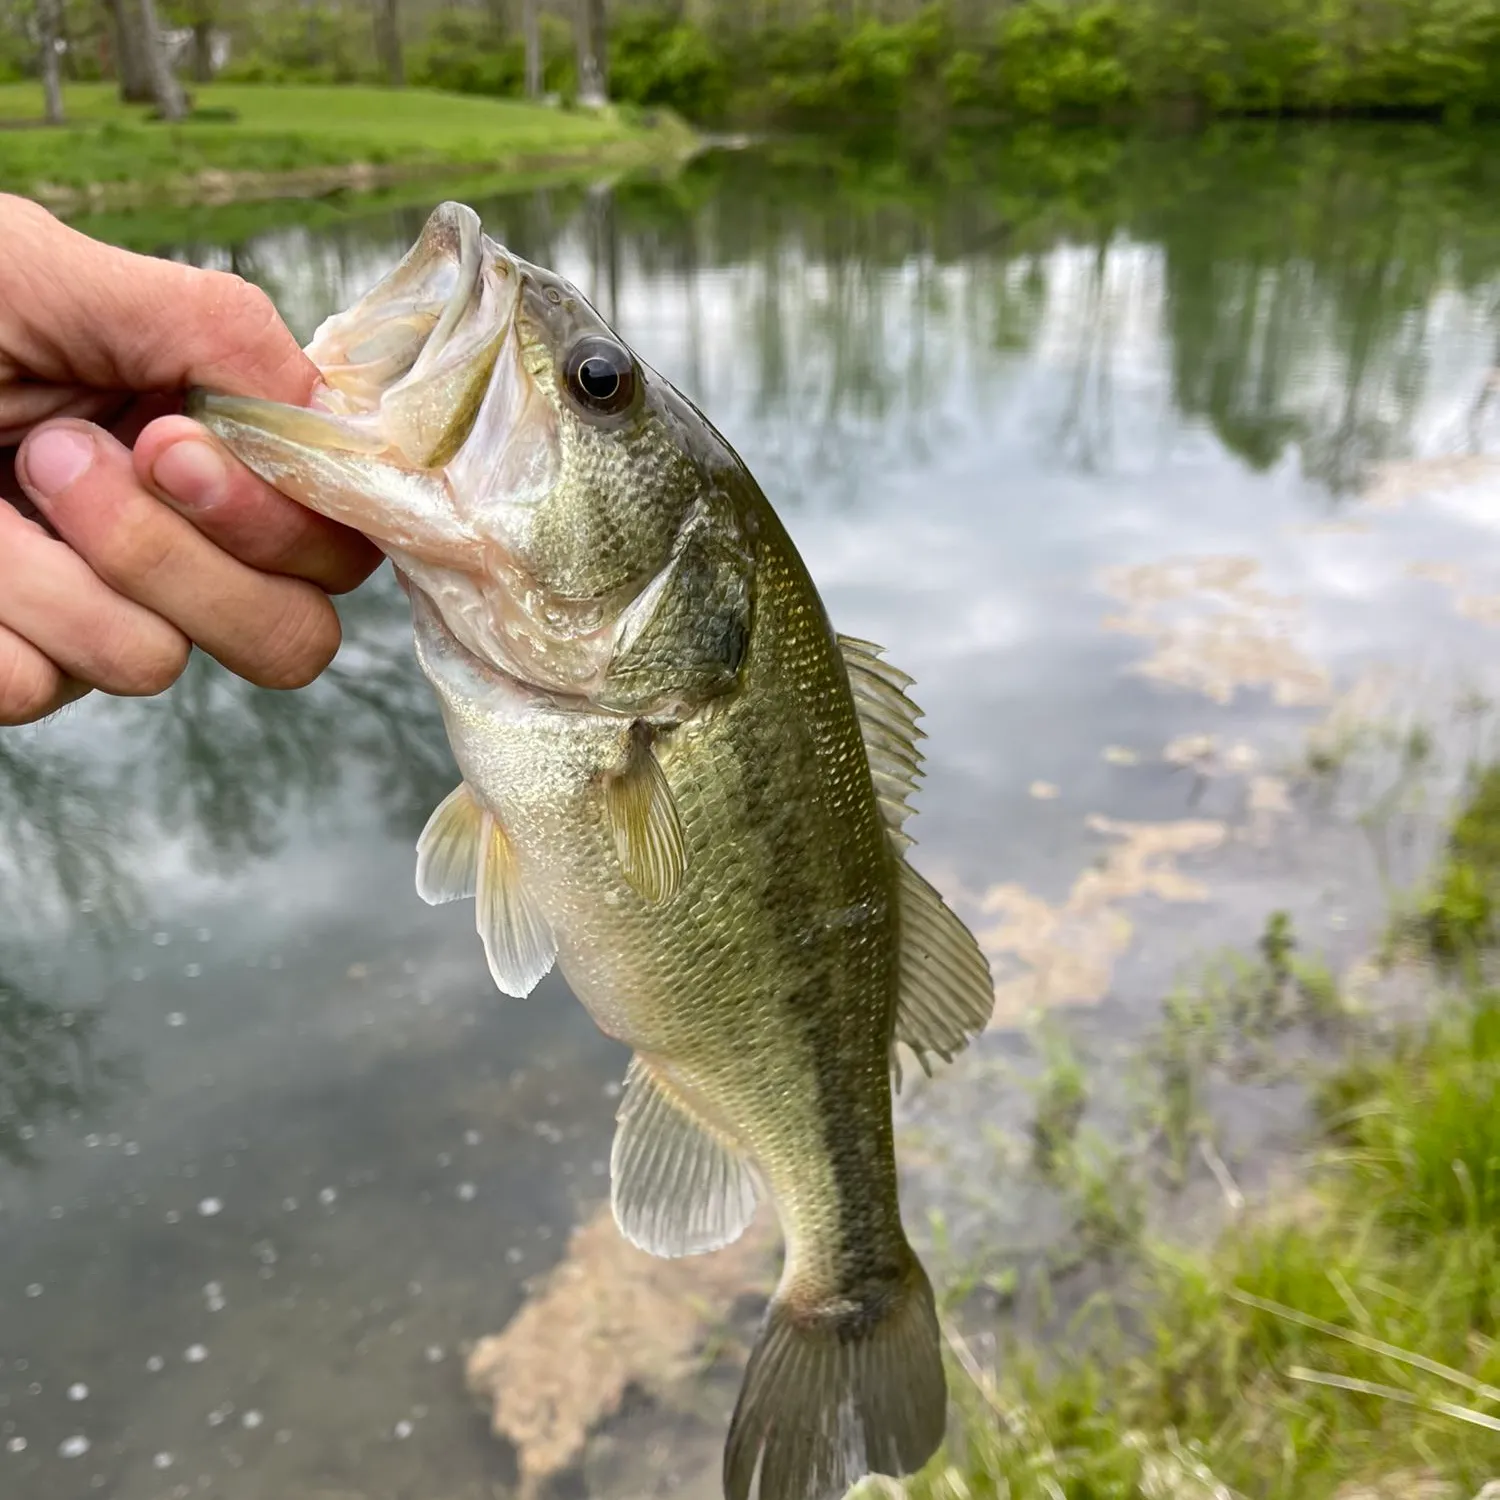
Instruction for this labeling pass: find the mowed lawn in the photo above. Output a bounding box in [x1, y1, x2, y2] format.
[0, 82, 672, 193]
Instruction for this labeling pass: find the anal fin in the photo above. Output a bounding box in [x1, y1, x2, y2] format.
[611, 1056, 758, 1259]
[894, 860, 994, 1083]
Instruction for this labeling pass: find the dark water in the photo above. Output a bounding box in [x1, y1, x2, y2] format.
[5, 126, 1500, 1498]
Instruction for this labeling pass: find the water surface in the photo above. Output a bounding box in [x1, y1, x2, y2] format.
[4, 125, 1500, 1498]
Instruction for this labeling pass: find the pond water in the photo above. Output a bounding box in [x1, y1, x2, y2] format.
[5, 124, 1500, 1499]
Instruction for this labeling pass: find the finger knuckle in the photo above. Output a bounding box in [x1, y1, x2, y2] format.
[246, 594, 341, 690]
[108, 631, 190, 697]
[0, 639, 63, 726]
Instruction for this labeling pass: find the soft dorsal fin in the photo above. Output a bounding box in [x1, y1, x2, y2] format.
[838, 634, 926, 852]
[837, 636, 993, 1078]
[603, 725, 687, 905]
[893, 859, 994, 1085]
[611, 1056, 759, 1259]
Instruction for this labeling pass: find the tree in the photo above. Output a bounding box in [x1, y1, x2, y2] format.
[135, 0, 187, 122]
[37, 0, 65, 124]
[188, 0, 215, 84]
[104, 0, 154, 104]
[374, 0, 404, 87]
[523, 0, 541, 97]
[576, 0, 607, 106]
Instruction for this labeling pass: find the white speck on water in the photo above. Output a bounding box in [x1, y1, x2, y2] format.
[6, 1437, 25, 1453]
[241, 1411, 262, 1430]
[167, 1013, 186, 1028]
[184, 964, 202, 979]
[456, 1182, 476, 1202]
[47, 1205, 63, 1220]
[196, 928, 212, 943]
[165, 1210, 181, 1224]
[317, 1188, 337, 1206]
[153, 1452, 174, 1470]
[184, 1345, 207, 1365]
[203, 1282, 222, 1298]
[406, 1281, 422, 1297]
[84, 1134, 100, 1149]
[17, 1125, 34, 1141]
[123, 1141, 140, 1156]
[590, 1160, 606, 1177]
[206, 1407, 229, 1428]
[145, 1356, 164, 1373]
[536, 1225, 552, 1241]
[152, 932, 170, 947]
[436, 1152, 452, 1168]
[274, 1429, 292, 1445]
[603, 1081, 621, 1099]
[424, 1345, 444, 1364]
[24, 1284, 41, 1299]
[130, 966, 146, 982]
[463, 1130, 481, 1146]
[505, 1247, 523, 1264]
[197, 1198, 222, 1218]
[58, 1435, 90, 1459]
[393, 1420, 413, 1441]
[67, 1384, 88, 1402]
[282, 1197, 298, 1213]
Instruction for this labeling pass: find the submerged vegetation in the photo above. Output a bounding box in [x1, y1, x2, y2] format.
[916, 766, 1500, 1497]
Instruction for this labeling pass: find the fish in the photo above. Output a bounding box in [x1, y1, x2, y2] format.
[189, 202, 994, 1500]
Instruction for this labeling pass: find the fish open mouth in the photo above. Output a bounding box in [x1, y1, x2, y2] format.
[186, 202, 533, 564]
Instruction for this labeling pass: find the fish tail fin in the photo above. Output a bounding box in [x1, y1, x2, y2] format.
[724, 1254, 946, 1500]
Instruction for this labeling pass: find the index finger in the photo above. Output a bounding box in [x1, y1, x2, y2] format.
[1, 194, 319, 405]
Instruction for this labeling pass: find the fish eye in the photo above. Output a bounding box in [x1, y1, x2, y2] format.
[563, 336, 637, 417]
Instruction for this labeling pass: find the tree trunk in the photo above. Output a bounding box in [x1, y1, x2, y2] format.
[105, 0, 154, 103]
[374, 0, 405, 87]
[190, 2, 214, 85]
[575, 0, 607, 107]
[523, 0, 541, 97]
[38, 0, 65, 124]
[136, 0, 188, 122]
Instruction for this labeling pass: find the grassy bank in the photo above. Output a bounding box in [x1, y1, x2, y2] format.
[0, 82, 695, 212]
[176, 2, 1500, 128]
[917, 769, 1500, 1496]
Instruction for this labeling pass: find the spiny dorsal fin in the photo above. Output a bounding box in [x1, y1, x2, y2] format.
[475, 810, 557, 998]
[415, 783, 483, 905]
[604, 726, 687, 905]
[611, 1056, 759, 1259]
[838, 633, 926, 851]
[893, 860, 994, 1085]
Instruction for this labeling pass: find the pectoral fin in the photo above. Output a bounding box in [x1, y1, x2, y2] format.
[603, 727, 687, 905]
[893, 859, 994, 1084]
[611, 1056, 759, 1258]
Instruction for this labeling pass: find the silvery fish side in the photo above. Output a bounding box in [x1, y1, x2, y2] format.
[190, 201, 995, 1500]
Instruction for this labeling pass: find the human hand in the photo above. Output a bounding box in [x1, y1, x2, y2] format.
[0, 194, 382, 726]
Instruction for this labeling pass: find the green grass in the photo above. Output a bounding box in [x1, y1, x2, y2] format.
[908, 776, 1500, 1498]
[0, 82, 692, 207]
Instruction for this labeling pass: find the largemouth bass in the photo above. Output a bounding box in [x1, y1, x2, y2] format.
[190, 203, 993, 1500]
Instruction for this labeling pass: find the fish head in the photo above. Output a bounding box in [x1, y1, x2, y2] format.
[191, 201, 752, 715]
